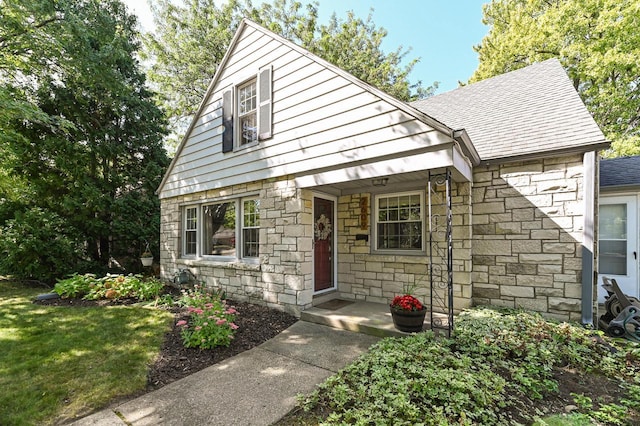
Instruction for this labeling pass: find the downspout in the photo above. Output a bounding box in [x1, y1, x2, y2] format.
[581, 151, 596, 327]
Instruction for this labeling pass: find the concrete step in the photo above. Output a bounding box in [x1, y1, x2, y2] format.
[301, 300, 442, 338]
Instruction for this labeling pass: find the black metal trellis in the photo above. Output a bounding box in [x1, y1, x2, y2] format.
[428, 169, 454, 337]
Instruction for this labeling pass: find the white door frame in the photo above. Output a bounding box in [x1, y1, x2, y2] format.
[598, 194, 639, 302]
[312, 192, 338, 295]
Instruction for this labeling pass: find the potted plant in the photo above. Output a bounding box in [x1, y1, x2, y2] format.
[140, 250, 153, 267]
[140, 241, 153, 267]
[389, 293, 427, 332]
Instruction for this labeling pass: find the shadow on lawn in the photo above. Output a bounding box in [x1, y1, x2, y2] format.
[0, 282, 173, 425]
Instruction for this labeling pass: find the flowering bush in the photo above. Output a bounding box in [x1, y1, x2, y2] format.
[390, 294, 424, 312]
[178, 298, 239, 349]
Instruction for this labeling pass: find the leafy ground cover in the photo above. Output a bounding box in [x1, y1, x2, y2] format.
[53, 273, 165, 301]
[278, 308, 640, 425]
[6, 276, 640, 425]
[0, 280, 174, 425]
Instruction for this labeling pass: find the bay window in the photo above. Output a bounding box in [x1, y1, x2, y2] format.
[182, 198, 259, 259]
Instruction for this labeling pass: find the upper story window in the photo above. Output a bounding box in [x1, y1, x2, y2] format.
[222, 66, 272, 153]
[182, 197, 259, 260]
[374, 191, 424, 252]
[237, 79, 257, 146]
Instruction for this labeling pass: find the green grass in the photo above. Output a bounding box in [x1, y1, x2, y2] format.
[0, 281, 174, 425]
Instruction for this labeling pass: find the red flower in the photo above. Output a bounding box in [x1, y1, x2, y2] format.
[390, 294, 423, 312]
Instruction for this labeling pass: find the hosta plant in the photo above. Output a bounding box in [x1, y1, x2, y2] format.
[54, 273, 165, 301]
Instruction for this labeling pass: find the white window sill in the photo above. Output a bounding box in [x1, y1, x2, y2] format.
[177, 257, 261, 271]
[371, 249, 427, 257]
[234, 141, 259, 152]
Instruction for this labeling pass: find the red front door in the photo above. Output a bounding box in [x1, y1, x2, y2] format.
[314, 197, 334, 292]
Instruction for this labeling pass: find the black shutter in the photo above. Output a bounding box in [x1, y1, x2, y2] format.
[258, 66, 272, 140]
[222, 89, 233, 152]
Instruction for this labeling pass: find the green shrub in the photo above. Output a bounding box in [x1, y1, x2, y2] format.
[134, 277, 164, 300]
[177, 298, 238, 349]
[53, 273, 98, 298]
[0, 208, 81, 284]
[54, 273, 166, 301]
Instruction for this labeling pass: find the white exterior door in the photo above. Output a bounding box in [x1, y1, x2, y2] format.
[598, 195, 639, 302]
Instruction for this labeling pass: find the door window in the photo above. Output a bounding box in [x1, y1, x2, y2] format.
[599, 203, 628, 275]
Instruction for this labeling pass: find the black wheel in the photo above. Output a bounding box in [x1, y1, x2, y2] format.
[608, 325, 626, 337]
[605, 297, 624, 316]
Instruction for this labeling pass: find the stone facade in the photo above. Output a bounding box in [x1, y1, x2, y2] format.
[160, 176, 475, 316]
[471, 155, 586, 321]
[334, 181, 472, 313]
[160, 176, 315, 316]
[160, 156, 588, 321]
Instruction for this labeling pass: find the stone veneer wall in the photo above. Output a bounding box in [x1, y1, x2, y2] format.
[471, 155, 585, 321]
[335, 181, 473, 312]
[159, 176, 314, 316]
[159, 155, 586, 320]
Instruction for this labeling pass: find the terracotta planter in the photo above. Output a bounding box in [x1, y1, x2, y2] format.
[390, 306, 427, 332]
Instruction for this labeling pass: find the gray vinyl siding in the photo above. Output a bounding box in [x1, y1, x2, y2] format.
[159, 25, 451, 199]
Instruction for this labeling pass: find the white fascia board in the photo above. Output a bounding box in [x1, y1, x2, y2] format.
[452, 144, 474, 182]
[294, 146, 471, 188]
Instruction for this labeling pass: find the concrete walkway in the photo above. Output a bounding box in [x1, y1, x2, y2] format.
[69, 321, 380, 425]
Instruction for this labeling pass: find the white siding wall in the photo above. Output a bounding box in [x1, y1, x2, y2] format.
[159, 25, 452, 199]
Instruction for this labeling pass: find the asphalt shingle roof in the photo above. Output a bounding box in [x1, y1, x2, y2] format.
[600, 156, 640, 187]
[411, 59, 608, 162]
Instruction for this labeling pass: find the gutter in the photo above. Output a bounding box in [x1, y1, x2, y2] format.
[452, 129, 481, 166]
[581, 151, 597, 327]
[478, 141, 610, 166]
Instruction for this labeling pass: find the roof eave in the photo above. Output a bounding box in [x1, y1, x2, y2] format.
[479, 140, 611, 166]
[453, 129, 481, 166]
[601, 183, 640, 192]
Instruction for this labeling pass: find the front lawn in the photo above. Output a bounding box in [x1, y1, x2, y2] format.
[0, 281, 173, 425]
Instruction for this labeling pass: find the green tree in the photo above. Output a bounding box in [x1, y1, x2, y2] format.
[143, 0, 435, 149]
[471, 0, 640, 157]
[0, 0, 169, 282]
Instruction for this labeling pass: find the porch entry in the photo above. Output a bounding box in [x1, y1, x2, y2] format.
[598, 195, 639, 302]
[313, 196, 335, 292]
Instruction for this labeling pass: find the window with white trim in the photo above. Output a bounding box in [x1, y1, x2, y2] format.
[221, 66, 272, 153]
[237, 79, 257, 146]
[203, 201, 236, 256]
[375, 191, 423, 251]
[184, 206, 198, 256]
[242, 199, 260, 257]
[182, 198, 259, 259]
